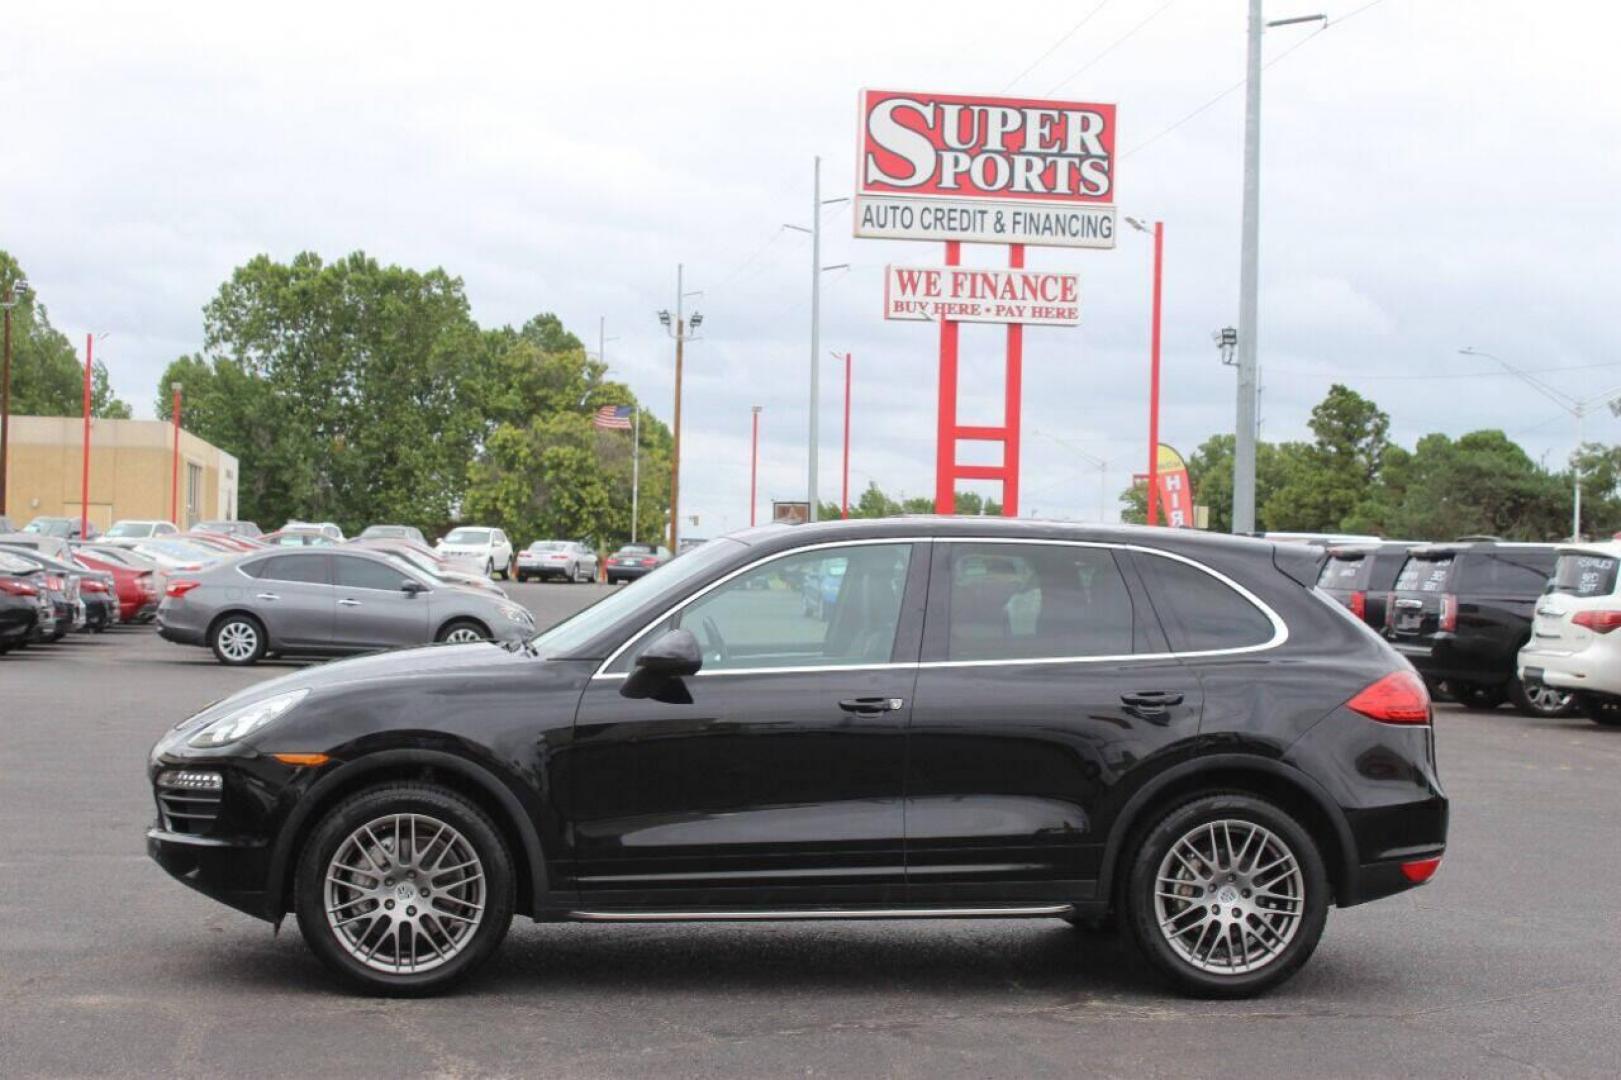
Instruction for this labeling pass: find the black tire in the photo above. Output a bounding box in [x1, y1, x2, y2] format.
[209, 612, 266, 666]
[1508, 676, 1578, 718]
[483, 559, 494, 579]
[1124, 794, 1328, 998]
[294, 782, 515, 996]
[498, 558, 511, 581]
[1576, 692, 1621, 727]
[1452, 682, 1507, 711]
[436, 618, 490, 643]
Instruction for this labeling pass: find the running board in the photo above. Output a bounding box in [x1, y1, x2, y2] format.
[567, 904, 1073, 922]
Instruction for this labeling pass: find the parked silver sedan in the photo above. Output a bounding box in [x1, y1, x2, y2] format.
[155, 547, 536, 665]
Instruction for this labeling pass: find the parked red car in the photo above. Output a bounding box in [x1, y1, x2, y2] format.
[72, 550, 159, 623]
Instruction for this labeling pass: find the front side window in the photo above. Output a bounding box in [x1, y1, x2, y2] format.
[334, 556, 414, 591]
[1455, 551, 1555, 595]
[619, 543, 913, 673]
[944, 543, 1135, 661]
[1136, 552, 1276, 652]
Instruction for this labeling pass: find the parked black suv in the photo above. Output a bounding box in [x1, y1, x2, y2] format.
[148, 520, 1447, 998]
[1317, 542, 1416, 630]
[1383, 541, 1571, 715]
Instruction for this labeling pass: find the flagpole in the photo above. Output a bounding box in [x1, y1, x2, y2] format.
[631, 406, 640, 544]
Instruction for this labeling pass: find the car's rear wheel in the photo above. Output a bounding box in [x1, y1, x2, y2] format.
[1508, 676, 1577, 718]
[1576, 692, 1621, 726]
[436, 619, 489, 644]
[1452, 682, 1507, 711]
[210, 613, 265, 666]
[294, 783, 514, 996]
[1125, 794, 1328, 998]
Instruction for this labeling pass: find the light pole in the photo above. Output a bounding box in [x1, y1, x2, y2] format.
[749, 406, 762, 527]
[785, 156, 849, 521]
[1233, 5, 1327, 535]
[658, 266, 702, 551]
[830, 350, 852, 519]
[1, 278, 30, 516]
[1125, 217, 1165, 526]
[170, 382, 183, 526]
[1460, 347, 1621, 541]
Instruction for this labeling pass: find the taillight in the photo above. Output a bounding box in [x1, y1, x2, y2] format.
[0, 578, 37, 597]
[640, 558, 657, 566]
[1401, 856, 1442, 884]
[83, 580, 107, 593]
[1572, 610, 1621, 634]
[1349, 590, 1367, 620]
[1346, 670, 1431, 725]
[46, 573, 65, 591]
[166, 579, 202, 599]
[1439, 593, 1458, 633]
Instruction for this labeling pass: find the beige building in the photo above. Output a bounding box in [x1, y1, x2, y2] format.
[2, 416, 239, 531]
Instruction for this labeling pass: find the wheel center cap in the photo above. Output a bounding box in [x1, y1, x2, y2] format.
[394, 882, 417, 903]
[1217, 885, 1239, 904]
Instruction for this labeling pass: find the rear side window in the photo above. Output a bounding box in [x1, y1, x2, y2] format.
[1551, 554, 1618, 597]
[259, 554, 330, 585]
[1395, 556, 1453, 593]
[944, 543, 1135, 661]
[1317, 555, 1367, 589]
[1136, 553, 1275, 652]
[1454, 552, 1554, 595]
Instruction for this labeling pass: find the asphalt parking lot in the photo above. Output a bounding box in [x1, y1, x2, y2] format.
[4, 580, 1621, 1079]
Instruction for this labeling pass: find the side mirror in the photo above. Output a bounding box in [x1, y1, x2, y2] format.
[402, 579, 427, 595]
[621, 628, 702, 699]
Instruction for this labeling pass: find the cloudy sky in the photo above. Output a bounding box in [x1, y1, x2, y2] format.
[6, 0, 1619, 533]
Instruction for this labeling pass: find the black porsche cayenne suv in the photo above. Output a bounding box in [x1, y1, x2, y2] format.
[147, 519, 1447, 998]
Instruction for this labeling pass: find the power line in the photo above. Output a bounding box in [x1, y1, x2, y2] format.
[1122, 0, 1387, 161]
[1263, 360, 1621, 382]
[1046, 0, 1178, 96]
[1003, 0, 1115, 92]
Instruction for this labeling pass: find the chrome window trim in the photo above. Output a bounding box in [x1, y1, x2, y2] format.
[590, 535, 1288, 679]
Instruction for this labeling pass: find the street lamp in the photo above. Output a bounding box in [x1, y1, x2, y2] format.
[1, 277, 32, 516]
[749, 405, 763, 527]
[1459, 347, 1621, 541]
[1125, 217, 1165, 526]
[660, 267, 703, 551]
[170, 382, 183, 526]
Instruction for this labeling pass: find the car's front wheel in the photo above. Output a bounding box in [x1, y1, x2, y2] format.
[210, 613, 265, 666]
[1125, 794, 1328, 998]
[436, 619, 489, 644]
[1509, 676, 1577, 718]
[294, 783, 515, 995]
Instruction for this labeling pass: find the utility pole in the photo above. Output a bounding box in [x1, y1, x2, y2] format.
[0, 279, 28, 516]
[749, 405, 762, 527]
[841, 351, 851, 519]
[658, 268, 702, 551]
[1233, 0, 1263, 535]
[785, 157, 849, 522]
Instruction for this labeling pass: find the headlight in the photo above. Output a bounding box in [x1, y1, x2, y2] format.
[187, 688, 309, 749]
[500, 605, 532, 624]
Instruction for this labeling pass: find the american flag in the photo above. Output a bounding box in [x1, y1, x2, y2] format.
[593, 404, 634, 430]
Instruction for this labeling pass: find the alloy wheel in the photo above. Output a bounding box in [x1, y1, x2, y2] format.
[1525, 682, 1572, 715]
[443, 625, 483, 644]
[1153, 819, 1306, 975]
[217, 620, 258, 662]
[323, 812, 486, 975]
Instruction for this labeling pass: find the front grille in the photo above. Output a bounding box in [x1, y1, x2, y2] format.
[155, 771, 223, 836]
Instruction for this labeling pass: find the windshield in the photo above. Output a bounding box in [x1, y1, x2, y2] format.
[530, 538, 742, 658]
[445, 528, 490, 545]
[616, 544, 656, 555]
[26, 519, 71, 536]
[106, 522, 154, 537]
[363, 526, 407, 538]
[1551, 553, 1618, 597]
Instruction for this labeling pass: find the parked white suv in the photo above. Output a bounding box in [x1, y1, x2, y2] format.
[436, 526, 514, 579]
[106, 520, 179, 539]
[1518, 541, 1621, 726]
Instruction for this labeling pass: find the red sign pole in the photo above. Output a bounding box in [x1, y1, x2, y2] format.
[1003, 244, 1024, 517]
[80, 334, 92, 539]
[841, 352, 852, 519]
[1147, 220, 1164, 526]
[934, 241, 961, 515]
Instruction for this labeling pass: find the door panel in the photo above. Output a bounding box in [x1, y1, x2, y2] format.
[331, 555, 429, 648]
[905, 541, 1202, 903]
[565, 540, 926, 909]
[252, 554, 333, 647]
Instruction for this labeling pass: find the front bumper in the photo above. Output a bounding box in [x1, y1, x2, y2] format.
[146, 827, 273, 920]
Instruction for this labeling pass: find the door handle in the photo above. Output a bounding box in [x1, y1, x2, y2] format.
[338, 598, 362, 607]
[1121, 690, 1184, 708]
[839, 697, 905, 715]
[256, 593, 280, 601]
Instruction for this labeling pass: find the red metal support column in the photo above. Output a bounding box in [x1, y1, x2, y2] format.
[841, 352, 852, 519]
[1147, 221, 1164, 526]
[1003, 245, 1024, 517]
[80, 334, 92, 538]
[934, 241, 962, 515]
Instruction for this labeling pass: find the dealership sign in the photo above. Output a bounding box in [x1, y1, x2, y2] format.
[884, 265, 1079, 326]
[855, 89, 1117, 248]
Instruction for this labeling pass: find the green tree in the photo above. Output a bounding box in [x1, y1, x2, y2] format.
[1378, 430, 1569, 541]
[1264, 385, 1391, 530]
[2, 251, 131, 418]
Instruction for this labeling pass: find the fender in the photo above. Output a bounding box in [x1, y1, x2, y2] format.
[1094, 752, 1359, 906]
[263, 748, 549, 919]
